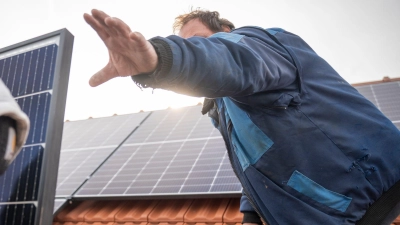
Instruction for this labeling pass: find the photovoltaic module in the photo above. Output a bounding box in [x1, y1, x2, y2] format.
[0, 29, 73, 225]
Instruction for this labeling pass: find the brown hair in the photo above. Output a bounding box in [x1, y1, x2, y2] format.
[173, 8, 235, 34]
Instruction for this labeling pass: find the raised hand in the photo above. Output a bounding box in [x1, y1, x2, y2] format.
[83, 9, 158, 87]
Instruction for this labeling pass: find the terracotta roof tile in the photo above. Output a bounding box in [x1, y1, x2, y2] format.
[115, 200, 159, 222]
[184, 198, 230, 223]
[183, 223, 224, 225]
[222, 198, 242, 223]
[55, 201, 97, 222]
[352, 76, 400, 86]
[84, 200, 126, 222]
[148, 223, 185, 225]
[113, 222, 148, 225]
[148, 199, 193, 222]
[53, 223, 85, 225]
[82, 223, 115, 225]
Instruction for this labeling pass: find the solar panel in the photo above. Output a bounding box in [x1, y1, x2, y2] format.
[74, 105, 241, 197]
[354, 81, 400, 129]
[371, 82, 400, 121]
[0, 29, 73, 225]
[56, 112, 150, 199]
[53, 199, 66, 214]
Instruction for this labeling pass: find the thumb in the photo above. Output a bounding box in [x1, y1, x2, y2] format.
[89, 63, 117, 87]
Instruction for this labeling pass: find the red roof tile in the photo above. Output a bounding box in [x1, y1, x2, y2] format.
[84, 200, 125, 222]
[223, 198, 242, 223]
[115, 200, 159, 222]
[113, 222, 148, 225]
[352, 76, 400, 86]
[148, 199, 193, 222]
[55, 201, 96, 222]
[184, 198, 230, 223]
[53, 222, 85, 225]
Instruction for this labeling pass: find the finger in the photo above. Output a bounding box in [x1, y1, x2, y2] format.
[91, 9, 110, 27]
[89, 63, 116, 87]
[129, 32, 148, 48]
[104, 17, 131, 36]
[104, 17, 124, 36]
[91, 9, 117, 35]
[83, 13, 109, 40]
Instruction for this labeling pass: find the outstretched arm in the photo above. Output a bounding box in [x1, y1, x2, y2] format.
[83, 9, 158, 87]
[85, 10, 297, 98]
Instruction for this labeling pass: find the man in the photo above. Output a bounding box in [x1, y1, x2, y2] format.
[0, 80, 29, 175]
[84, 9, 400, 225]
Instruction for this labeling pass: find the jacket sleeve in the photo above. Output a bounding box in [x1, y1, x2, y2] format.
[240, 192, 263, 224]
[132, 27, 297, 98]
[0, 80, 30, 154]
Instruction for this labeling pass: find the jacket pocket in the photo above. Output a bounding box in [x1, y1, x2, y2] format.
[287, 170, 352, 213]
[224, 97, 274, 171]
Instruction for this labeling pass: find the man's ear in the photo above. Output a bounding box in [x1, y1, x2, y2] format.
[222, 25, 231, 32]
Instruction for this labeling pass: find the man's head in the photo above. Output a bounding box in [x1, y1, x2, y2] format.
[174, 9, 235, 38]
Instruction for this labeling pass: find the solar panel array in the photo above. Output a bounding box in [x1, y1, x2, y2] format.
[355, 81, 400, 129]
[74, 106, 241, 197]
[0, 30, 73, 225]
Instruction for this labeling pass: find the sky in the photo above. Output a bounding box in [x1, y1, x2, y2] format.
[1, 0, 399, 121]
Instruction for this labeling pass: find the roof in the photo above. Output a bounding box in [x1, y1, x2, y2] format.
[54, 198, 242, 225]
[351, 76, 400, 86]
[53, 76, 400, 224]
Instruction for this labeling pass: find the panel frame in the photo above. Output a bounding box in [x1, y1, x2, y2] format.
[0, 29, 74, 225]
[70, 191, 242, 201]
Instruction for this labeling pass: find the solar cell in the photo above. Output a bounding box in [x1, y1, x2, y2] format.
[355, 81, 400, 128]
[56, 113, 150, 198]
[372, 82, 400, 121]
[0, 146, 44, 202]
[354, 86, 379, 107]
[0, 29, 73, 225]
[0, 203, 36, 225]
[74, 106, 241, 197]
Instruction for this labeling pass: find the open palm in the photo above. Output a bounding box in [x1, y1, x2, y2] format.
[84, 9, 158, 87]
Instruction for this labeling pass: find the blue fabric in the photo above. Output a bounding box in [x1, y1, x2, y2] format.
[266, 28, 285, 35]
[240, 193, 255, 212]
[287, 170, 352, 212]
[223, 97, 274, 171]
[210, 32, 244, 43]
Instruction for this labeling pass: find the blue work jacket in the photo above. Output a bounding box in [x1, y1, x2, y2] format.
[132, 27, 400, 224]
